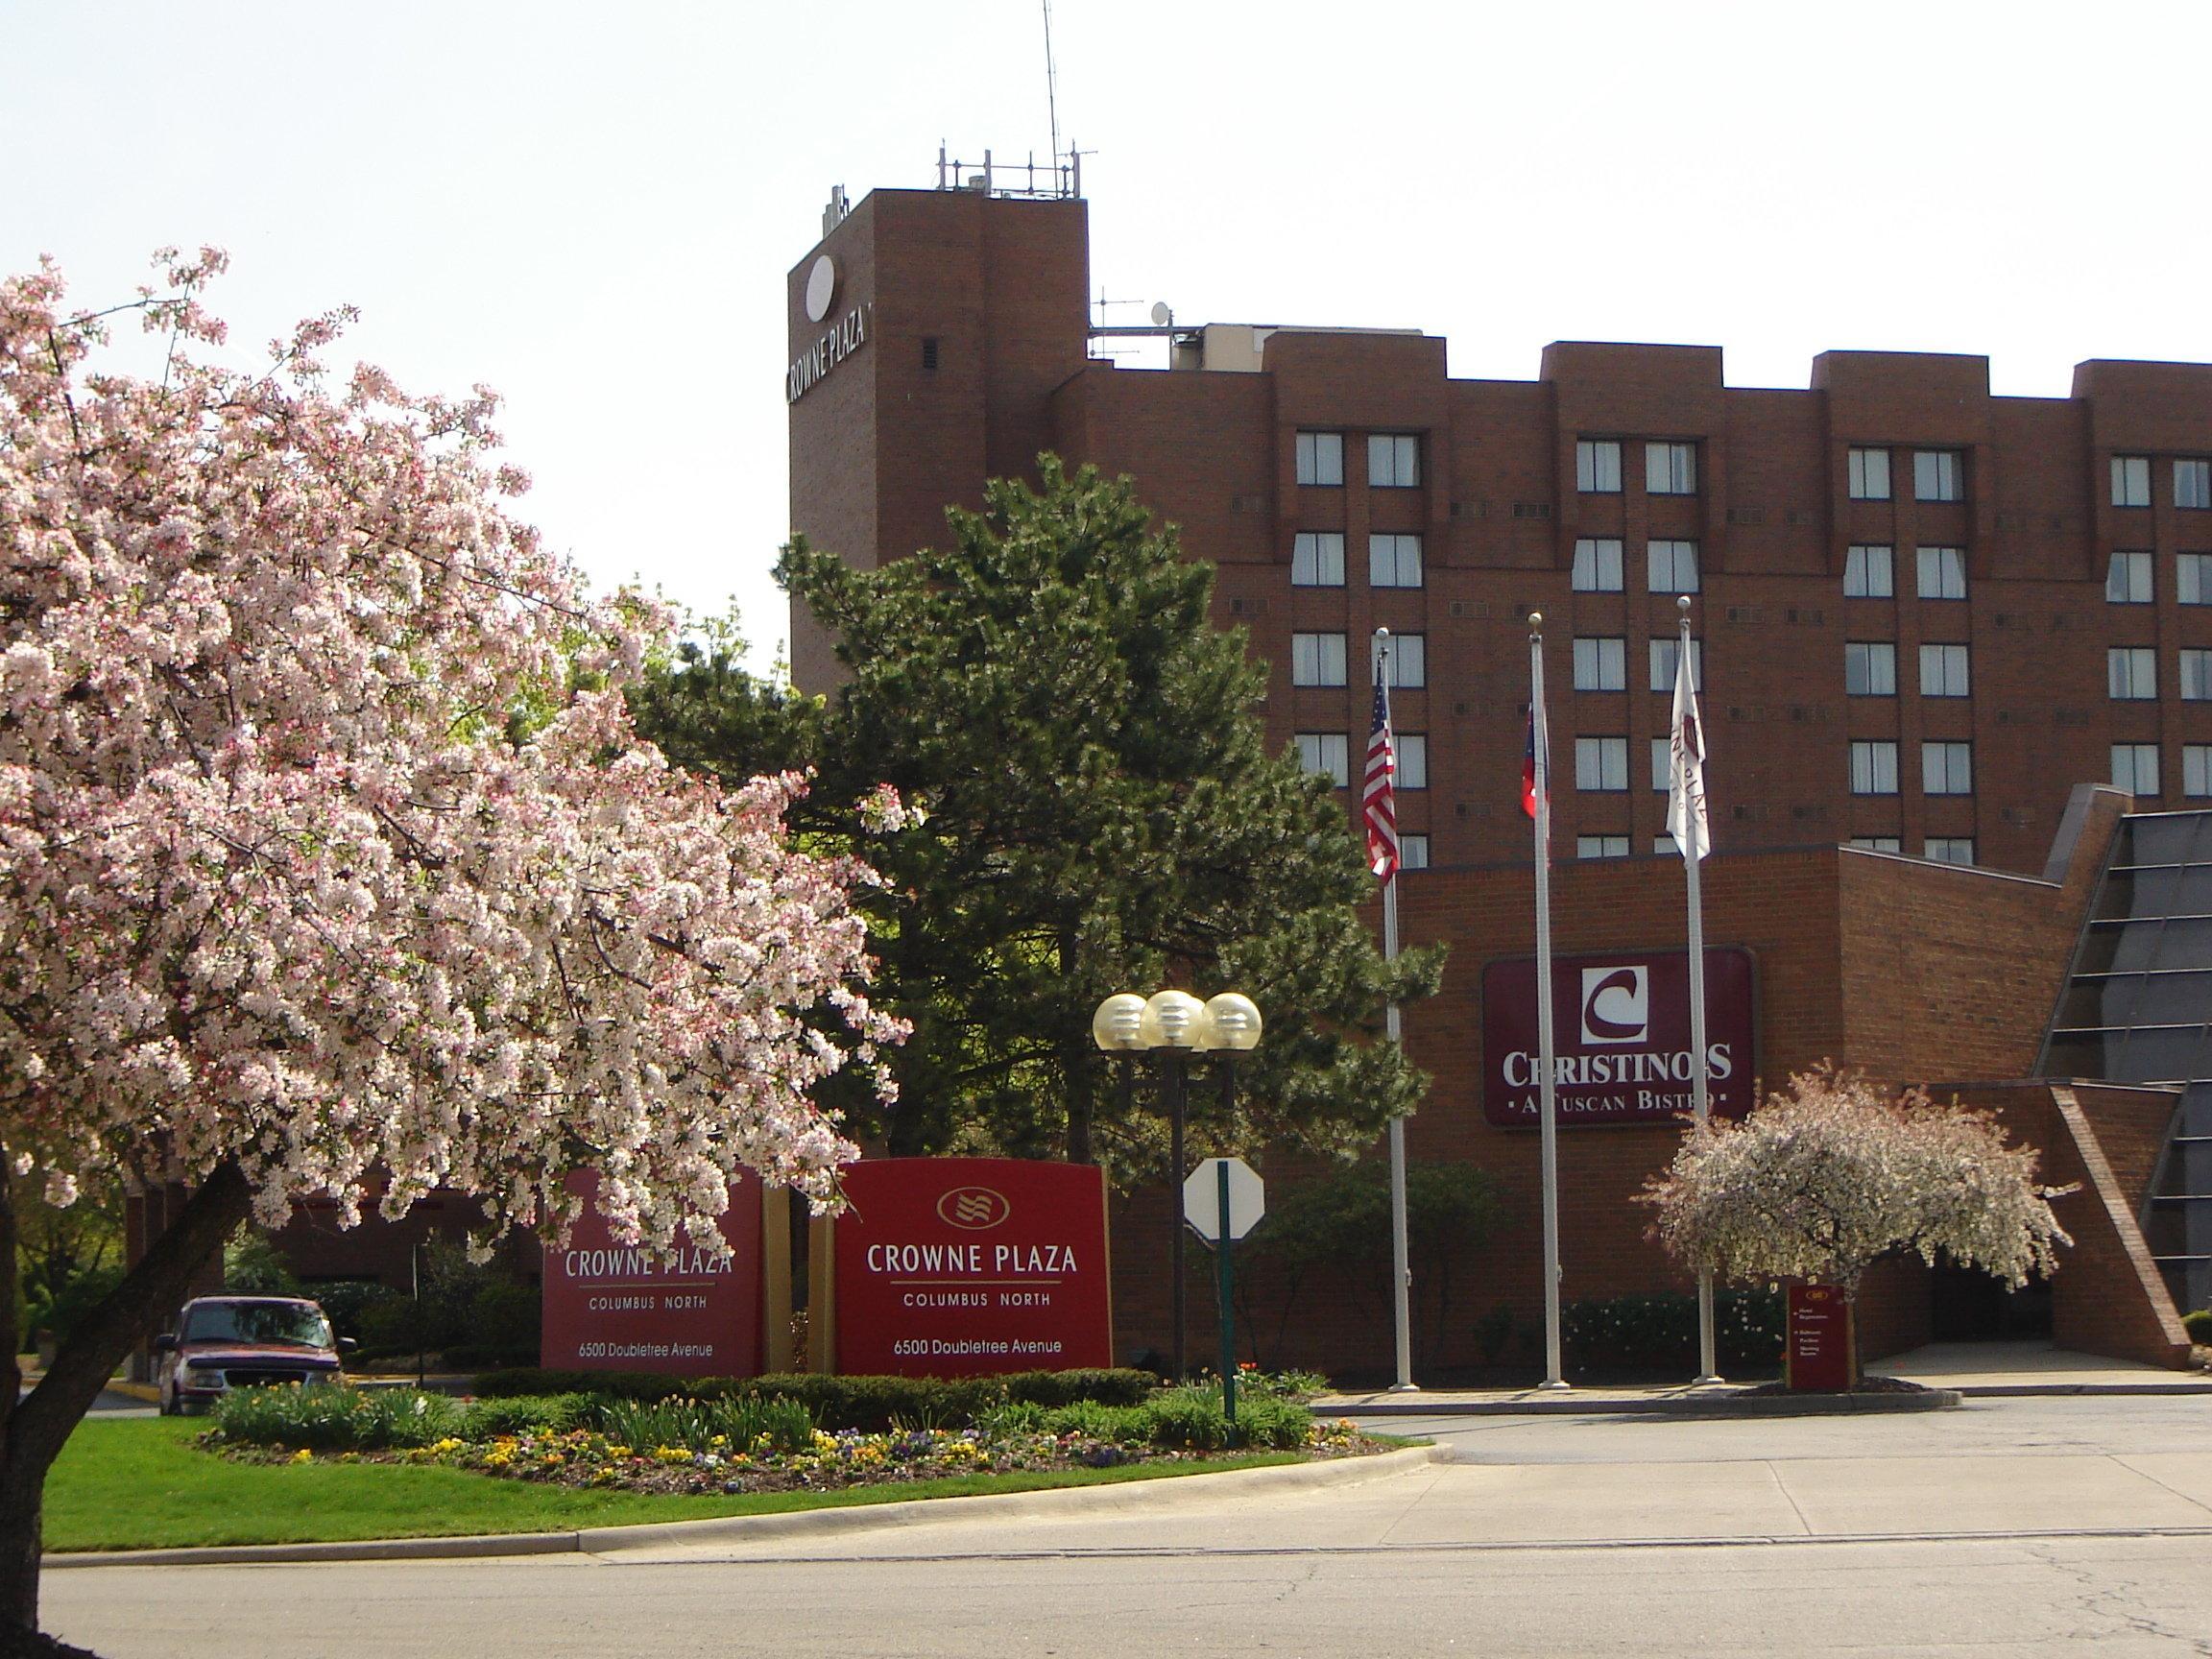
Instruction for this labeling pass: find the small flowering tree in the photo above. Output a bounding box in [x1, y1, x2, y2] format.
[0, 250, 902, 1651]
[1640, 1067, 2072, 1380]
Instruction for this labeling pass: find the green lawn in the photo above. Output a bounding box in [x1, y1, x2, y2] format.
[46, 1418, 1307, 1552]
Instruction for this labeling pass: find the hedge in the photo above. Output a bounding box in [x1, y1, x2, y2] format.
[468, 1366, 1157, 1430]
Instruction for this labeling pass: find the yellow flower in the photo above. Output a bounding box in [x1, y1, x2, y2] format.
[289, 1449, 313, 1464]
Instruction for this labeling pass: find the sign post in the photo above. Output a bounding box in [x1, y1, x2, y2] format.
[1184, 1158, 1264, 1430]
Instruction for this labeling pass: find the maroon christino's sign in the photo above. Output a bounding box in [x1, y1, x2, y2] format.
[540, 1171, 762, 1376]
[835, 1158, 1113, 1378]
[1481, 947, 1757, 1127]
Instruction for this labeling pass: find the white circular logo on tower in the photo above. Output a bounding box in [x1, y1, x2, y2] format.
[804, 254, 837, 324]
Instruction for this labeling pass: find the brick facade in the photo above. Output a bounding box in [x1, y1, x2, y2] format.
[781, 188, 2212, 1377]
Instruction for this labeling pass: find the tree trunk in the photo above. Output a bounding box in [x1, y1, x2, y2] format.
[1057, 917, 1093, 1166]
[0, 1161, 251, 1647]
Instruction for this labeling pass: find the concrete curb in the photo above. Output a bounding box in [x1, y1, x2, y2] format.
[1315, 1388, 1964, 1418]
[42, 1443, 1449, 1570]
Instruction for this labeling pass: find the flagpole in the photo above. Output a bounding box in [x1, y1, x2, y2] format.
[1675, 596, 1722, 1385]
[1530, 614, 1567, 1391]
[1374, 630, 1416, 1392]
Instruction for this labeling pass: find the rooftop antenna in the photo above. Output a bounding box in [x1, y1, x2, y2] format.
[1042, 0, 1063, 173]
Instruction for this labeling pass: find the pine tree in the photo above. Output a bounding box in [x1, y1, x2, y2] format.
[634, 458, 1442, 1181]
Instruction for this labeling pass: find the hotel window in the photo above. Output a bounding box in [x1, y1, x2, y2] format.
[1572, 538, 1624, 592]
[1368, 433, 1420, 489]
[1844, 641, 1897, 696]
[1922, 740, 1973, 795]
[1575, 735, 1629, 792]
[2111, 455, 2152, 508]
[2108, 646, 2157, 700]
[1650, 736, 1671, 792]
[2182, 649, 2212, 701]
[1369, 533, 1424, 589]
[2185, 745, 2212, 798]
[1847, 447, 1891, 500]
[1295, 431, 1344, 487]
[1396, 733, 1429, 789]
[1923, 837, 1976, 866]
[2107, 550, 2153, 604]
[1291, 532, 1346, 587]
[2112, 742, 2160, 797]
[1648, 637, 1703, 692]
[2180, 554, 2212, 604]
[1916, 546, 1967, 600]
[2179, 459, 2212, 510]
[1574, 637, 1627, 692]
[1646, 442, 1697, 495]
[1576, 440, 1623, 493]
[1399, 834, 1431, 871]
[1577, 835, 1630, 859]
[1850, 739, 1900, 795]
[1653, 832, 1679, 855]
[1290, 632, 1347, 687]
[1376, 633, 1427, 688]
[1647, 539, 1700, 593]
[1913, 449, 1962, 502]
[1295, 732, 1349, 787]
[1851, 835, 1903, 853]
[1919, 643, 1970, 698]
[1844, 543, 1895, 598]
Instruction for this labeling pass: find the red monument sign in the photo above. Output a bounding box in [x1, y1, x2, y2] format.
[540, 1171, 763, 1376]
[834, 1158, 1114, 1377]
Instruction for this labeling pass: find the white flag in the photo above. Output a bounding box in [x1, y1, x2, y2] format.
[1668, 637, 1710, 861]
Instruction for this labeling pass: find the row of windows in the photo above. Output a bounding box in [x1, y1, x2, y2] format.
[1841, 447, 1965, 503]
[2104, 550, 2212, 603]
[1841, 543, 1967, 598]
[1290, 532, 1425, 589]
[2112, 456, 2212, 510]
[1292, 535, 2212, 603]
[1294, 432, 1422, 489]
[1571, 637, 1702, 693]
[1296, 630, 2212, 704]
[1289, 633, 1430, 688]
[1844, 641, 1969, 696]
[1572, 440, 1699, 495]
[1571, 539, 1702, 592]
[1304, 436, 2212, 515]
[1844, 740, 1971, 795]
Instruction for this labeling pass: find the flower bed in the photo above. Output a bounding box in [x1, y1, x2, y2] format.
[215, 1418, 1372, 1497]
[202, 1379, 1380, 1498]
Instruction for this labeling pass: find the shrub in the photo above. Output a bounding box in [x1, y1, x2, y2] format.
[213, 1385, 466, 1451]
[1227, 1392, 1313, 1451]
[2185, 1308, 2212, 1344]
[1561, 1288, 1785, 1377]
[223, 1231, 303, 1296]
[306, 1281, 399, 1348]
[24, 1264, 123, 1347]
[1142, 1385, 1231, 1451]
[469, 1366, 1158, 1430]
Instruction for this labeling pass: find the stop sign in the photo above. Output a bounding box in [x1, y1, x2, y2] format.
[1183, 1157, 1264, 1242]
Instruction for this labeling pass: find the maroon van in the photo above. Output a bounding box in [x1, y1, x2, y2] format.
[153, 1296, 350, 1415]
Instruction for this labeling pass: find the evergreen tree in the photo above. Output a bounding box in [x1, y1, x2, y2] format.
[634, 458, 1442, 1180]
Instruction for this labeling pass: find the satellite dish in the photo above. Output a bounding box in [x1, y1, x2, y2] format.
[1149, 301, 1172, 326]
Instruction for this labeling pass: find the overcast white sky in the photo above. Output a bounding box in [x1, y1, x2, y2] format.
[9, 1, 2209, 670]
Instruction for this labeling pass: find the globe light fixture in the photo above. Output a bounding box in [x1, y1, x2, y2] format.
[1090, 987, 1261, 1382]
[1091, 993, 1147, 1052]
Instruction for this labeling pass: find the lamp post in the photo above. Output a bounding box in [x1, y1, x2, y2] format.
[1093, 989, 1262, 1381]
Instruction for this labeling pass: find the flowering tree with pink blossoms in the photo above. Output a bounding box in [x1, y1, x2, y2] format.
[1641, 1067, 2072, 1382]
[0, 250, 900, 1650]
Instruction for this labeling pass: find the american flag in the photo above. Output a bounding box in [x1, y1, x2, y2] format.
[1362, 678, 1398, 881]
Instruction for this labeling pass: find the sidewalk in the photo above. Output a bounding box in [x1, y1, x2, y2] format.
[1314, 1340, 2212, 1417]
